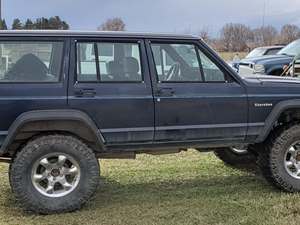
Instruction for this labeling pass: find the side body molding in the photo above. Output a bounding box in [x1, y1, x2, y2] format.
[0, 109, 105, 154]
[255, 99, 300, 143]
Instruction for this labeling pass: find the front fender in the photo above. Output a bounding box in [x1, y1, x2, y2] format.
[255, 99, 300, 142]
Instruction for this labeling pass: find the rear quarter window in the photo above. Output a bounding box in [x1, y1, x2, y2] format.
[0, 41, 64, 83]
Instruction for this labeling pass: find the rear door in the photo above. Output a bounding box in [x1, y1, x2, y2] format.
[68, 38, 154, 144]
[0, 37, 68, 143]
[146, 39, 248, 142]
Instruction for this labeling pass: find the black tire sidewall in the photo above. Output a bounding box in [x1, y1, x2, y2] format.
[10, 135, 99, 213]
[271, 128, 300, 191]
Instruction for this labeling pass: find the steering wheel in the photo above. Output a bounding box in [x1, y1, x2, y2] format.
[166, 63, 180, 81]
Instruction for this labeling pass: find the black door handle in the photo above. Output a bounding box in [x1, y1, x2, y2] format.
[74, 89, 96, 97]
[156, 88, 175, 97]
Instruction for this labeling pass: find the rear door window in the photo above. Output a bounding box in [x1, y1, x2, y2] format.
[0, 41, 64, 82]
[77, 41, 142, 82]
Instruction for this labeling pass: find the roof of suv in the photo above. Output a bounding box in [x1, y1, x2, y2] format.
[0, 30, 199, 40]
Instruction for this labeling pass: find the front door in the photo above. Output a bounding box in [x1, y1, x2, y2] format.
[146, 39, 248, 143]
[68, 38, 154, 144]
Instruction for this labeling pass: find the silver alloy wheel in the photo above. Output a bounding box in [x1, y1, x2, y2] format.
[284, 141, 300, 179]
[31, 153, 81, 198]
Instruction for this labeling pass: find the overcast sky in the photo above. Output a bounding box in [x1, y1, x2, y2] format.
[4, 0, 300, 36]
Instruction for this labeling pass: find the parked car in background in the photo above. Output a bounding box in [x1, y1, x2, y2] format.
[239, 39, 300, 76]
[245, 45, 284, 59]
[228, 46, 284, 72]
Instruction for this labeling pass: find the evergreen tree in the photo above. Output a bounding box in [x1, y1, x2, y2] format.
[24, 19, 34, 29]
[34, 17, 48, 29]
[0, 19, 7, 30]
[48, 16, 69, 30]
[12, 18, 22, 30]
[41, 17, 49, 29]
[10, 17, 70, 30]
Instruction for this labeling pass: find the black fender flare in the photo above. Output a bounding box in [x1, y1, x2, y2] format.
[255, 99, 300, 142]
[0, 109, 106, 154]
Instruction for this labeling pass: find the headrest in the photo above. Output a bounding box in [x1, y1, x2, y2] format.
[107, 61, 122, 75]
[122, 57, 139, 74]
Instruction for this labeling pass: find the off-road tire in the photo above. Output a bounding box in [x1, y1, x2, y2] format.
[257, 124, 300, 192]
[214, 147, 257, 170]
[9, 135, 100, 214]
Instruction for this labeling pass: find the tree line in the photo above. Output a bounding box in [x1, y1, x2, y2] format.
[1, 15, 299, 53]
[0, 16, 69, 30]
[203, 23, 300, 52]
[97, 18, 300, 52]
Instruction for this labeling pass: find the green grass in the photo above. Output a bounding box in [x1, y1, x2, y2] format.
[0, 150, 300, 225]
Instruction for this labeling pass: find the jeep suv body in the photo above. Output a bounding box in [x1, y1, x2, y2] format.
[2, 31, 300, 214]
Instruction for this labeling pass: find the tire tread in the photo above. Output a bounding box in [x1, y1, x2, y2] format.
[10, 134, 100, 214]
[257, 124, 300, 192]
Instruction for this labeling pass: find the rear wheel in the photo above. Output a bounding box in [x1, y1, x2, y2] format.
[214, 146, 256, 170]
[9, 135, 100, 214]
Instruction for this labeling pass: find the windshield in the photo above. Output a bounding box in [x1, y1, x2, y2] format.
[277, 39, 300, 57]
[246, 48, 265, 58]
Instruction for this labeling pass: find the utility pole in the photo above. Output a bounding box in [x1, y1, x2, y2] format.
[0, 0, 2, 59]
[0, 0, 2, 22]
[262, 0, 267, 27]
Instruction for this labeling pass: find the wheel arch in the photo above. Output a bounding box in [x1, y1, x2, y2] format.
[256, 99, 300, 143]
[0, 109, 106, 156]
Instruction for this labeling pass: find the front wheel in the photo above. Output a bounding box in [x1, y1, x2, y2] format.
[214, 146, 256, 170]
[257, 124, 300, 192]
[9, 135, 100, 214]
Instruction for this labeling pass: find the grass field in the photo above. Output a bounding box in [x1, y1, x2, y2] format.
[0, 150, 300, 225]
[219, 52, 248, 61]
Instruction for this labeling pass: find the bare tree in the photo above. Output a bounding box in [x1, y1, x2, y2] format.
[98, 17, 126, 31]
[220, 23, 253, 52]
[199, 27, 210, 43]
[252, 26, 278, 46]
[280, 24, 300, 44]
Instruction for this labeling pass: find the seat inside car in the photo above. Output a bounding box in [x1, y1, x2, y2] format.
[106, 60, 123, 81]
[122, 57, 141, 81]
[5, 53, 48, 81]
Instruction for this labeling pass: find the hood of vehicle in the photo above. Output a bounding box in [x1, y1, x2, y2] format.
[240, 54, 293, 65]
[243, 75, 300, 84]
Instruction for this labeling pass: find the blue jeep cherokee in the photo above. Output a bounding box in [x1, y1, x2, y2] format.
[1, 30, 300, 214]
